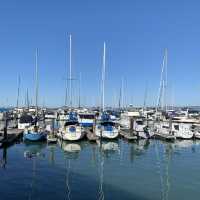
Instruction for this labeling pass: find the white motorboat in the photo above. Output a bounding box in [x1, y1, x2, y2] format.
[172, 122, 193, 139]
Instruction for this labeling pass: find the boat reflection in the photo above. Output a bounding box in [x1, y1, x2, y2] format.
[23, 142, 47, 200]
[24, 141, 46, 159]
[128, 139, 150, 163]
[172, 140, 194, 149]
[96, 140, 120, 157]
[47, 143, 57, 165]
[58, 139, 82, 160]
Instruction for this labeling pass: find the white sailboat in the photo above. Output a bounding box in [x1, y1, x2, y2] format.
[94, 42, 119, 139]
[57, 35, 84, 141]
[154, 49, 175, 140]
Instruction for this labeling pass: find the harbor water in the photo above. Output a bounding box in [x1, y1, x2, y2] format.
[0, 139, 200, 200]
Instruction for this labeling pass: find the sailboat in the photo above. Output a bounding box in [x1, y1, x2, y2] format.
[57, 35, 84, 141]
[23, 49, 47, 141]
[57, 111, 85, 141]
[154, 49, 176, 141]
[95, 42, 119, 139]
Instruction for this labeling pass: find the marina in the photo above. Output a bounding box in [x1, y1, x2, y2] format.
[1, 0, 200, 199]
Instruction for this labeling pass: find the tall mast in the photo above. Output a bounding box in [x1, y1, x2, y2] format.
[101, 42, 106, 112]
[78, 72, 81, 108]
[35, 48, 39, 116]
[16, 75, 21, 109]
[143, 81, 148, 110]
[119, 77, 124, 109]
[26, 88, 29, 109]
[69, 34, 72, 108]
[156, 49, 167, 112]
[165, 48, 168, 112]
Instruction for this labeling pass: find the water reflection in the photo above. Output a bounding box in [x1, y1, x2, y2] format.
[58, 139, 82, 160]
[23, 142, 46, 200]
[47, 143, 57, 165]
[0, 147, 7, 168]
[3, 138, 200, 200]
[24, 142, 46, 159]
[97, 140, 120, 156]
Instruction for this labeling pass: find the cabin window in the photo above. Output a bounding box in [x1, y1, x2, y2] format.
[162, 126, 169, 129]
[174, 125, 179, 130]
[136, 121, 143, 125]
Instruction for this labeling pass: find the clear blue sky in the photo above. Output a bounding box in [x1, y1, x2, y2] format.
[0, 0, 200, 107]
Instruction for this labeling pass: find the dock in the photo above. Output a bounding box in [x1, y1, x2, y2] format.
[0, 129, 23, 147]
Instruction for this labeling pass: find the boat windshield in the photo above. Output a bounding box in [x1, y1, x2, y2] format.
[101, 121, 115, 126]
[64, 121, 79, 126]
[79, 114, 95, 119]
[136, 120, 144, 125]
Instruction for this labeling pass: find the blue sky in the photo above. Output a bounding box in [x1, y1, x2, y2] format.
[0, 0, 200, 107]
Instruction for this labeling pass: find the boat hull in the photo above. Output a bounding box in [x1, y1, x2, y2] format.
[24, 132, 47, 141]
[95, 129, 119, 139]
[57, 126, 85, 141]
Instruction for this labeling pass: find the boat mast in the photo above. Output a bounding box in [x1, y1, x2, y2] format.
[156, 49, 167, 112]
[101, 42, 106, 112]
[26, 88, 30, 109]
[35, 48, 39, 116]
[16, 75, 21, 109]
[78, 72, 81, 108]
[118, 77, 124, 110]
[69, 34, 72, 108]
[165, 49, 168, 112]
[143, 81, 148, 111]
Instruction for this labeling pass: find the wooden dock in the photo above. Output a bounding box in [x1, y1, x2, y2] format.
[0, 129, 23, 147]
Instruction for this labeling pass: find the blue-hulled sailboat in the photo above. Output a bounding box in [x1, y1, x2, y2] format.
[23, 49, 47, 141]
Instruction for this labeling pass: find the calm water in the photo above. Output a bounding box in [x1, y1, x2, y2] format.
[0, 139, 200, 200]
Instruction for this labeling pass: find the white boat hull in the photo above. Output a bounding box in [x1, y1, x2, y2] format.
[57, 125, 84, 141]
[95, 127, 119, 139]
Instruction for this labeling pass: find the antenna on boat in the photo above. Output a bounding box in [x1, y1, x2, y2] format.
[101, 42, 106, 112]
[16, 75, 21, 109]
